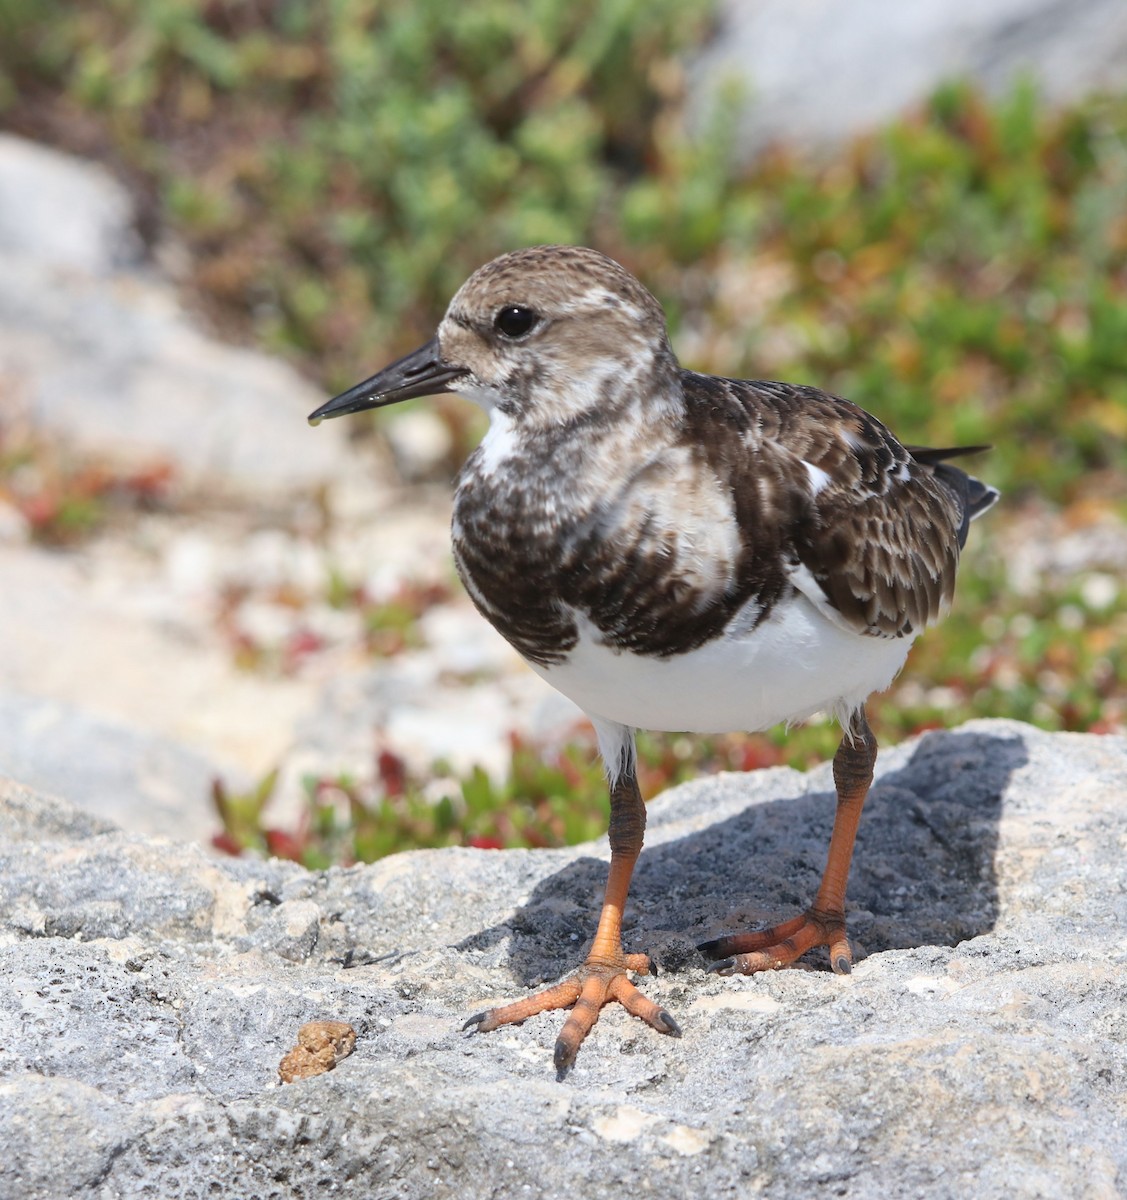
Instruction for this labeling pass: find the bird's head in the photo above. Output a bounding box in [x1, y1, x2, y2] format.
[308, 245, 680, 431]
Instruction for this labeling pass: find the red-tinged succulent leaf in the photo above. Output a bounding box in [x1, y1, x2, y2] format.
[211, 832, 244, 857]
[377, 749, 408, 798]
[264, 829, 306, 860]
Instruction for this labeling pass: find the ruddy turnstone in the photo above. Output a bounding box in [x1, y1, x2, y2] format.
[309, 244, 998, 1074]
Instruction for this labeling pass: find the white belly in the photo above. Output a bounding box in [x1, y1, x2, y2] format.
[532, 595, 913, 733]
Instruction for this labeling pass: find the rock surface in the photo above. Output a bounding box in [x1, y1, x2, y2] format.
[692, 0, 1127, 160]
[0, 691, 222, 843]
[0, 133, 352, 496]
[1, 719, 1125, 1199]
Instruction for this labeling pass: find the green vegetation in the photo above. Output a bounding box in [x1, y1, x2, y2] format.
[3, 2, 1125, 862]
[3, 6, 1124, 501]
[0, 0, 714, 385]
[725, 81, 1127, 507]
[211, 730, 792, 867]
[212, 740, 608, 867]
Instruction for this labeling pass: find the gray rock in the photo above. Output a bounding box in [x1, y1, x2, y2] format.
[0, 1077, 148, 1199]
[0, 538, 312, 835]
[0, 135, 352, 498]
[692, 0, 1127, 160]
[0, 718, 1125, 1198]
[245, 899, 323, 963]
[0, 691, 223, 843]
[0, 133, 142, 276]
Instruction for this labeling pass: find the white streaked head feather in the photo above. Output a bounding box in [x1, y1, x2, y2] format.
[434, 245, 681, 433]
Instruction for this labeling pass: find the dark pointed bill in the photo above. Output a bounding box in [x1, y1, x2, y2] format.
[308, 338, 466, 426]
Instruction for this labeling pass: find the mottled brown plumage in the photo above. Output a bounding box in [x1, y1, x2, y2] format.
[308, 244, 998, 1075]
[454, 366, 989, 665]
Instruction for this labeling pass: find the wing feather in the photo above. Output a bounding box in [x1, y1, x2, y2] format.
[684, 374, 991, 639]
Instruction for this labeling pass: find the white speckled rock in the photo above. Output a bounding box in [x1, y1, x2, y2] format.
[1, 720, 1124, 1199]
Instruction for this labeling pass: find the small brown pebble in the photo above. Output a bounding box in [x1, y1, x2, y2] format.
[278, 1019, 357, 1083]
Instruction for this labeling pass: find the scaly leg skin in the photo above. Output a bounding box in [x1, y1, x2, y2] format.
[464, 768, 681, 1076]
[700, 710, 877, 978]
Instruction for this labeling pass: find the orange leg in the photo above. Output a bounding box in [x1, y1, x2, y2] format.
[700, 710, 877, 977]
[464, 768, 681, 1074]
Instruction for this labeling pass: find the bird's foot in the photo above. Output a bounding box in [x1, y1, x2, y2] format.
[463, 952, 681, 1076]
[699, 907, 853, 976]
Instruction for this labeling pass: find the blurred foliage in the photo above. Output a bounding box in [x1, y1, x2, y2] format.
[214, 531, 1125, 865]
[894, 546, 1126, 737]
[212, 728, 790, 864]
[213, 738, 610, 865]
[3, 2, 1127, 862]
[215, 573, 453, 676]
[0, 0, 717, 386]
[697, 80, 1127, 508]
[2, 6, 1125, 502]
[0, 420, 174, 544]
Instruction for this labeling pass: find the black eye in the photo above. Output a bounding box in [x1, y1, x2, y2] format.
[493, 305, 540, 339]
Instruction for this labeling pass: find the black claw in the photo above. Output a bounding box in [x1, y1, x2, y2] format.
[833, 955, 853, 975]
[706, 957, 737, 976]
[658, 1010, 683, 1038]
[647, 959, 659, 977]
[553, 1039, 576, 1078]
[697, 938, 724, 957]
[462, 1012, 487, 1032]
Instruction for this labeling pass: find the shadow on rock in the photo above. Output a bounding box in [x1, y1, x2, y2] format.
[456, 728, 1028, 987]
